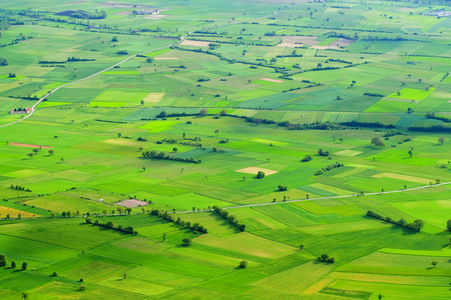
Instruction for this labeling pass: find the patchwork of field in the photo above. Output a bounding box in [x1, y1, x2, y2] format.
[2, 0, 451, 298]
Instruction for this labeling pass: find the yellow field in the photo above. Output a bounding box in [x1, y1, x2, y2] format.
[235, 166, 279, 176]
[372, 173, 430, 184]
[0, 206, 40, 218]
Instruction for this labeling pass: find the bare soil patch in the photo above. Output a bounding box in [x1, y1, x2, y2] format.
[10, 142, 52, 149]
[277, 36, 319, 47]
[143, 14, 167, 20]
[235, 166, 278, 176]
[117, 199, 149, 208]
[181, 40, 211, 47]
[261, 78, 283, 83]
[312, 38, 354, 49]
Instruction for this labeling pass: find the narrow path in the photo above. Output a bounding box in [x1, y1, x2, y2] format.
[175, 181, 451, 213]
[0, 5, 296, 130]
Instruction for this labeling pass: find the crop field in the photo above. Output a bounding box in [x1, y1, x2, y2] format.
[2, 0, 451, 298]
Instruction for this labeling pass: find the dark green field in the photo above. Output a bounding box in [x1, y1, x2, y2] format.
[2, 0, 451, 299]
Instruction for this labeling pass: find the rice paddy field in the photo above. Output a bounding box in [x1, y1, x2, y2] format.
[2, 0, 451, 299]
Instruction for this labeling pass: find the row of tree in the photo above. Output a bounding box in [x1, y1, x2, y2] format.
[314, 162, 344, 176]
[150, 209, 208, 234]
[366, 210, 425, 232]
[211, 206, 246, 232]
[85, 218, 137, 235]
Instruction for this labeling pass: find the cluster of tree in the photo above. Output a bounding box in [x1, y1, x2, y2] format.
[150, 209, 208, 234]
[278, 185, 287, 191]
[197, 78, 210, 82]
[301, 154, 312, 162]
[8, 73, 16, 78]
[317, 148, 329, 156]
[116, 50, 128, 55]
[366, 210, 424, 231]
[61, 211, 81, 218]
[86, 217, 137, 235]
[282, 83, 322, 93]
[383, 129, 406, 137]
[315, 162, 344, 176]
[94, 119, 127, 124]
[371, 137, 385, 148]
[256, 171, 265, 179]
[9, 184, 32, 192]
[68, 10, 107, 19]
[0, 57, 9, 66]
[425, 112, 451, 123]
[38, 60, 66, 64]
[363, 92, 385, 97]
[316, 253, 335, 263]
[212, 206, 246, 231]
[156, 111, 198, 118]
[142, 150, 201, 164]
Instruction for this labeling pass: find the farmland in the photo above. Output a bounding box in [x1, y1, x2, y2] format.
[2, 0, 451, 299]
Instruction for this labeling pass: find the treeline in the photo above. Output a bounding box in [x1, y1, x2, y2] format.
[315, 162, 344, 176]
[94, 119, 127, 124]
[67, 57, 95, 62]
[366, 210, 424, 232]
[142, 150, 201, 164]
[211, 206, 245, 231]
[86, 217, 137, 235]
[408, 125, 451, 133]
[340, 120, 395, 129]
[425, 112, 451, 123]
[10, 184, 32, 192]
[150, 209, 208, 234]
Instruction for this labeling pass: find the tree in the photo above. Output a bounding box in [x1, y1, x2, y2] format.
[11, 261, 16, 268]
[60, 158, 64, 163]
[371, 137, 381, 145]
[239, 260, 248, 268]
[339, 137, 344, 143]
[447, 219, 451, 231]
[123, 272, 127, 279]
[22, 262, 27, 270]
[162, 233, 166, 242]
[431, 261, 438, 268]
[199, 108, 208, 116]
[182, 237, 192, 247]
[270, 57, 277, 64]
[27, 153, 33, 158]
[172, 147, 178, 152]
[436, 178, 441, 184]
[214, 129, 219, 135]
[408, 150, 413, 158]
[140, 99, 144, 106]
[299, 244, 304, 251]
[117, 207, 123, 215]
[103, 209, 108, 216]
[0, 254, 7, 267]
[48, 150, 54, 155]
[375, 140, 385, 149]
[126, 207, 132, 215]
[256, 171, 265, 179]
[301, 154, 312, 162]
[439, 137, 445, 145]
[52, 271, 58, 277]
[118, 133, 122, 138]
[378, 295, 382, 300]
[32, 148, 39, 155]
[21, 292, 28, 300]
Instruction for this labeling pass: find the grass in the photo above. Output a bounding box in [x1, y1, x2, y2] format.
[3, 0, 451, 298]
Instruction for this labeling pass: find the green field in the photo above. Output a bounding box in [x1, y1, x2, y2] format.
[2, 0, 451, 298]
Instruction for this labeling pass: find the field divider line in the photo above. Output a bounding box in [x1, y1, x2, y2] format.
[174, 181, 451, 213]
